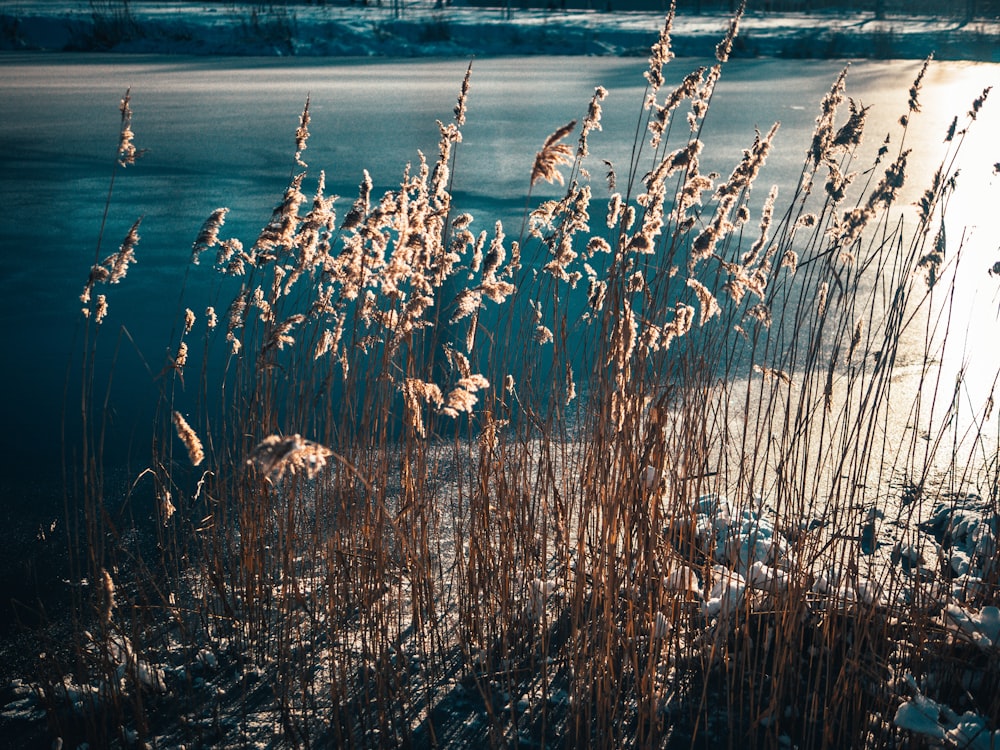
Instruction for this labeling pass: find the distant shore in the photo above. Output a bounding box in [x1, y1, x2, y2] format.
[1, 1, 999, 60]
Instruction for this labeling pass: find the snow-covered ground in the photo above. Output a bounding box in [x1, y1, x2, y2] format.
[3, 481, 998, 747]
[1, 0, 999, 60]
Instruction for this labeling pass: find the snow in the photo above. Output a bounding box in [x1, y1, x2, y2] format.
[686, 493, 789, 577]
[651, 610, 671, 638]
[894, 674, 1000, 749]
[5, 476, 1000, 745]
[894, 692, 948, 740]
[942, 603, 1000, 649]
[669, 486, 998, 623]
[526, 577, 560, 618]
[1, 1, 998, 60]
[919, 495, 1000, 602]
[662, 563, 700, 595]
[702, 565, 746, 618]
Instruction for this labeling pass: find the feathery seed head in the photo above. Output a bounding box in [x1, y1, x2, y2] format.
[644, 4, 676, 95]
[109, 218, 142, 283]
[531, 120, 576, 187]
[294, 95, 310, 168]
[117, 88, 144, 167]
[191, 208, 229, 265]
[715, 1, 746, 63]
[687, 278, 721, 325]
[247, 434, 333, 482]
[174, 341, 189, 370]
[534, 325, 554, 345]
[830, 99, 870, 154]
[80, 219, 141, 310]
[451, 289, 482, 323]
[441, 374, 489, 418]
[578, 86, 608, 158]
[95, 295, 108, 324]
[808, 66, 849, 167]
[968, 86, 992, 120]
[172, 411, 205, 467]
[454, 62, 472, 126]
[816, 281, 829, 315]
[907, 56, 931, 114]
[606, 193, 622, 228]
[847, 317, 865, 363]
[99, 568, 115, 627]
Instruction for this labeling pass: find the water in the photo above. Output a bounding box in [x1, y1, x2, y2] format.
[1, 53, 998, 623]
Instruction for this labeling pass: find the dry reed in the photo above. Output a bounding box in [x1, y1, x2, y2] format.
[44, 12, 1000, 750]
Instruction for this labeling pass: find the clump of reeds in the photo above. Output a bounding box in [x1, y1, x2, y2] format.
[47, 4, 1000, 749]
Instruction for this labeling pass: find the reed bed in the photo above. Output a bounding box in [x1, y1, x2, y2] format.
[34, 5, 1000, 748]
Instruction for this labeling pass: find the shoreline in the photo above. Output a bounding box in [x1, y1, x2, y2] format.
[1, 2, 999, 61]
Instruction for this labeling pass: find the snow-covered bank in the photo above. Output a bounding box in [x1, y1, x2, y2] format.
[2, 1, 999, 60]
[4, 484, 999, 748]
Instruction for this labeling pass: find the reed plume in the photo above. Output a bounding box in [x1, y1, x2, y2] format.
[117, 88, 143, 167]
[173, 341, 188, 370]
[294, 95, 310, 167]
[644, 2, 675, 95]
[577, 86, 607, 159]
[530, 120, 576, 187]
[172, 411, 204, 466]
[98, 568, 115, 627]
[454, 61, 472, 126]
[80, 218, 141, 310]
[246, 434, 333, 481]
[714, 0, 745, 63]
[94, 294, 107, 324]
[191, 208, 228, 264]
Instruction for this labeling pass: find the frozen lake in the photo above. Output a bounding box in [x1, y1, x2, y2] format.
[0, 52, 998, 518]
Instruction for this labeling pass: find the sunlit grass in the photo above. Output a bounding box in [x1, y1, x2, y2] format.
[36, 5, 1000, 748]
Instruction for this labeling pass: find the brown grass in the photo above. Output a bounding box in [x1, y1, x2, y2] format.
[41, 5, 1000, 749]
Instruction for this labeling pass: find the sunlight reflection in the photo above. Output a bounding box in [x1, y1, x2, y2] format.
[900, 62, 1000, 490]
